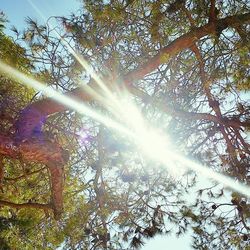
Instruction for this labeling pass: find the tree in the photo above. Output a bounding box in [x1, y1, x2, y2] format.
[0, 0, 249, 249]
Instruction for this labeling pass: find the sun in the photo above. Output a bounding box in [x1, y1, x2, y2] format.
[0, 45, 250, 198]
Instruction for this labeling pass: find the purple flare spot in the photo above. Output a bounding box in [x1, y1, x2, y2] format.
[77, 129, 91, 145]
[15, 106, 47, 141]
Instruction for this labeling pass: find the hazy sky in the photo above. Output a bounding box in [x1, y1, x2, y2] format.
[0, 1, 194, 249]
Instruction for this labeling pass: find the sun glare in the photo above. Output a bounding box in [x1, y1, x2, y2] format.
[1, 59, 250, 198]
[1, 1, 249, 199]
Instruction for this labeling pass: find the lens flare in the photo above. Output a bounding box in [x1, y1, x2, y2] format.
[6, 2, 250, 198]
[1, 59, 249, 198]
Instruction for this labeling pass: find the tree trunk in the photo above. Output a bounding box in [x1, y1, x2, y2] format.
[0, 134, 68, 219]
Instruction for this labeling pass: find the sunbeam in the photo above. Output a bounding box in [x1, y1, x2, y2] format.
[0, 59, 250, 198]
[27, 0, 137, 129]
[4, 2, 250, 199]
[27, 0, 119, 105]
[0, 60, 131, 137]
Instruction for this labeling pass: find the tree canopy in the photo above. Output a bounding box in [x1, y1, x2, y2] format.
[0, 1, 249, 249]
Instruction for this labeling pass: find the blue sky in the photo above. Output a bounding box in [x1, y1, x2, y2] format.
[1, 0, 80, 32]
[0, 1, 194, 249]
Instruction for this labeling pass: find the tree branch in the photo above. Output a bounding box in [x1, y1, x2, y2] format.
[122, 12, 250, 85]
[13, 12, 250, 137]
[0, 200, 51, 211]
[209, 0, 217, 23]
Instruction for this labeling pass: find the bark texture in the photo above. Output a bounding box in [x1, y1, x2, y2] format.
[0, 134, 67, 219]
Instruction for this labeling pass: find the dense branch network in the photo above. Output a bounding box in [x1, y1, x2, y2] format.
[0, 9, 249, 225]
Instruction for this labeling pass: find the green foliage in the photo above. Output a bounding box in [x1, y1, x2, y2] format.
[0, 0, 250, 249]
[0, 16, 35, 134]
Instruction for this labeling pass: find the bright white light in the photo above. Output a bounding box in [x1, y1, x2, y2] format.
[136, 129, 185, 177]
[1, 59, 250, 198]
[105, 96, 250, 192]
[137, 129, 169, 159]
[112, 97, 183, 176]
[6, 2, 250, 198]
